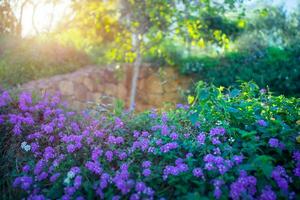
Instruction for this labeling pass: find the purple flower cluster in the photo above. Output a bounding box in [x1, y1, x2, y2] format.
[271, 166, 290, 191]
[176, 104, 189, 110]
[230, 171, 257, 200]
[213, 179, 224, 199]
[257, 119, 268, 127]
[293, 151, 300, 177]
[0, 91, 11, 107]
[160, 142, 178, 153]
[192, 167, 204, 179]
[1, 89, 298, 199]
[197, 132, 206, 145]
[209, 127, 226, 136]
[163, 159, 188, 180]
[203, 154, 233, 174]
[208, 127, 226, 145]
[268, 138, 285, 149]
[259, 186, 276, 200]
[13, 176, 33, 190]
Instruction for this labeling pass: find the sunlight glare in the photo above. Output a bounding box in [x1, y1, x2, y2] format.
[21, 0, 71, 36]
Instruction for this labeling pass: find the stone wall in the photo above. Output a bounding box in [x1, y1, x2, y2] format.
[20, 64, 191, 111]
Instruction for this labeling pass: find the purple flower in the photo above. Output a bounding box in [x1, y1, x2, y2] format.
[161, 112, 168, 123]
[155, 139, 162, 145]
[177, 163, 188, 172]
[130, 193, 140, 200]
[34, 160, 45, 175]
[37, 172, 48, 181]
[0, 91, 11, 107]
[170, 132, 178, 140]
[230, 171, 257, 200]
[212, 137, 221, 145]
[50, 173, 61, 182]
[70, 166, 81, 174]
[176, 104, 189, 110]
[42, 124, 54, 134]
[197, 133, 206, 145]
[142, 161, 152, 168]
[114, 117, 124, 129]
[213, 179, 224, 199]
[64, 186, 76, 195]
[161, 125, 169, 136]
[160, 142, 178, 153]
[257, 119, 267, 127]
[18, 92, 32, 111]
[43, 147, 55, 160]
[186, 153, 193, 158]
[141, 131, 150, 137]
[13, 176, 33, 190]
[149, 109, 157, 119]
[135, 182, 146, 192]
[133, 131, 140, 138]
[271, 166, 289, 190]
[175, 158, 184, 165]
[293, 151, 300, 162]
[22, 164, 30, 173]
[268, 138, 279, 148]
[294, 163, 300, 177]
[118, 152, 127, 160]
[143, 169, 151, 177]
[74, 175, 82, 189]
[92, 148, 103, 161]
[259, 186, 276, 200]
[209, 127, 226, 136]
[67, 144, 76, 153]
[85, 161, 102, 175]
[260, 88, 267, 94]
[233, 155, 244, 165]
[192, 168, 203, 178]
[94, 130, 104, 138]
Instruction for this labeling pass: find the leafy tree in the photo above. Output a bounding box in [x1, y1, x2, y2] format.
[63, 0, 244, 111]
[0, 0, 19, 35]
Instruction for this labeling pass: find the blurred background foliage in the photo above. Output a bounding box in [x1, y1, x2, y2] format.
[0, 0, 299, 96]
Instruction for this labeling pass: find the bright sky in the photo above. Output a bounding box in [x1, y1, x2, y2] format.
[19, 0, 299, 37]
[20, 0, 71, 36]
[245, 0, 299, 13]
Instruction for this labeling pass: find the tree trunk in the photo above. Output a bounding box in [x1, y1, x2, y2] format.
[129, 33, 142, 111]
[32, 2, 39, 35]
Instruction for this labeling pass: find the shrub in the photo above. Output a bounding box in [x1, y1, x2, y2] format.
[0, 82, 299, 199]
[179, 45, 300, 97]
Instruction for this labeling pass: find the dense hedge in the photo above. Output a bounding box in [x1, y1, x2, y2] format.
[179, 45, 300, 97]
[0, 82, 299, 200]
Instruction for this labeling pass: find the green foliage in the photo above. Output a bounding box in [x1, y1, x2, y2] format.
[0, 1, 19, 36]
[179, 45, 300, 97]
[0, 36, 90, 88]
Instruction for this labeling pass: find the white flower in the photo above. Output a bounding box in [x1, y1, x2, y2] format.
[67, 171, 75, 179]
[21, 141, 27, 148]
[21, 142, 31, 152]
[64, 177, 70, 185]
[216, 121, 222, 125]
[229, 137, 235, 143]
[24, 144, 31, 152]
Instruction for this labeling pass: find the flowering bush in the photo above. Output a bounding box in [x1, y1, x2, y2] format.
[0, 82, 299, 200]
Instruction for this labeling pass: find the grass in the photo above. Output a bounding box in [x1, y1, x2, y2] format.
[0, 36, 91, 88]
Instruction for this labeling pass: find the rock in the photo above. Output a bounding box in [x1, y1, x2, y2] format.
[73, 83, 88, 100]
[83, 77, 96, 91]
[58, 80, 74, 96]
[18, 64, 191, 111]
